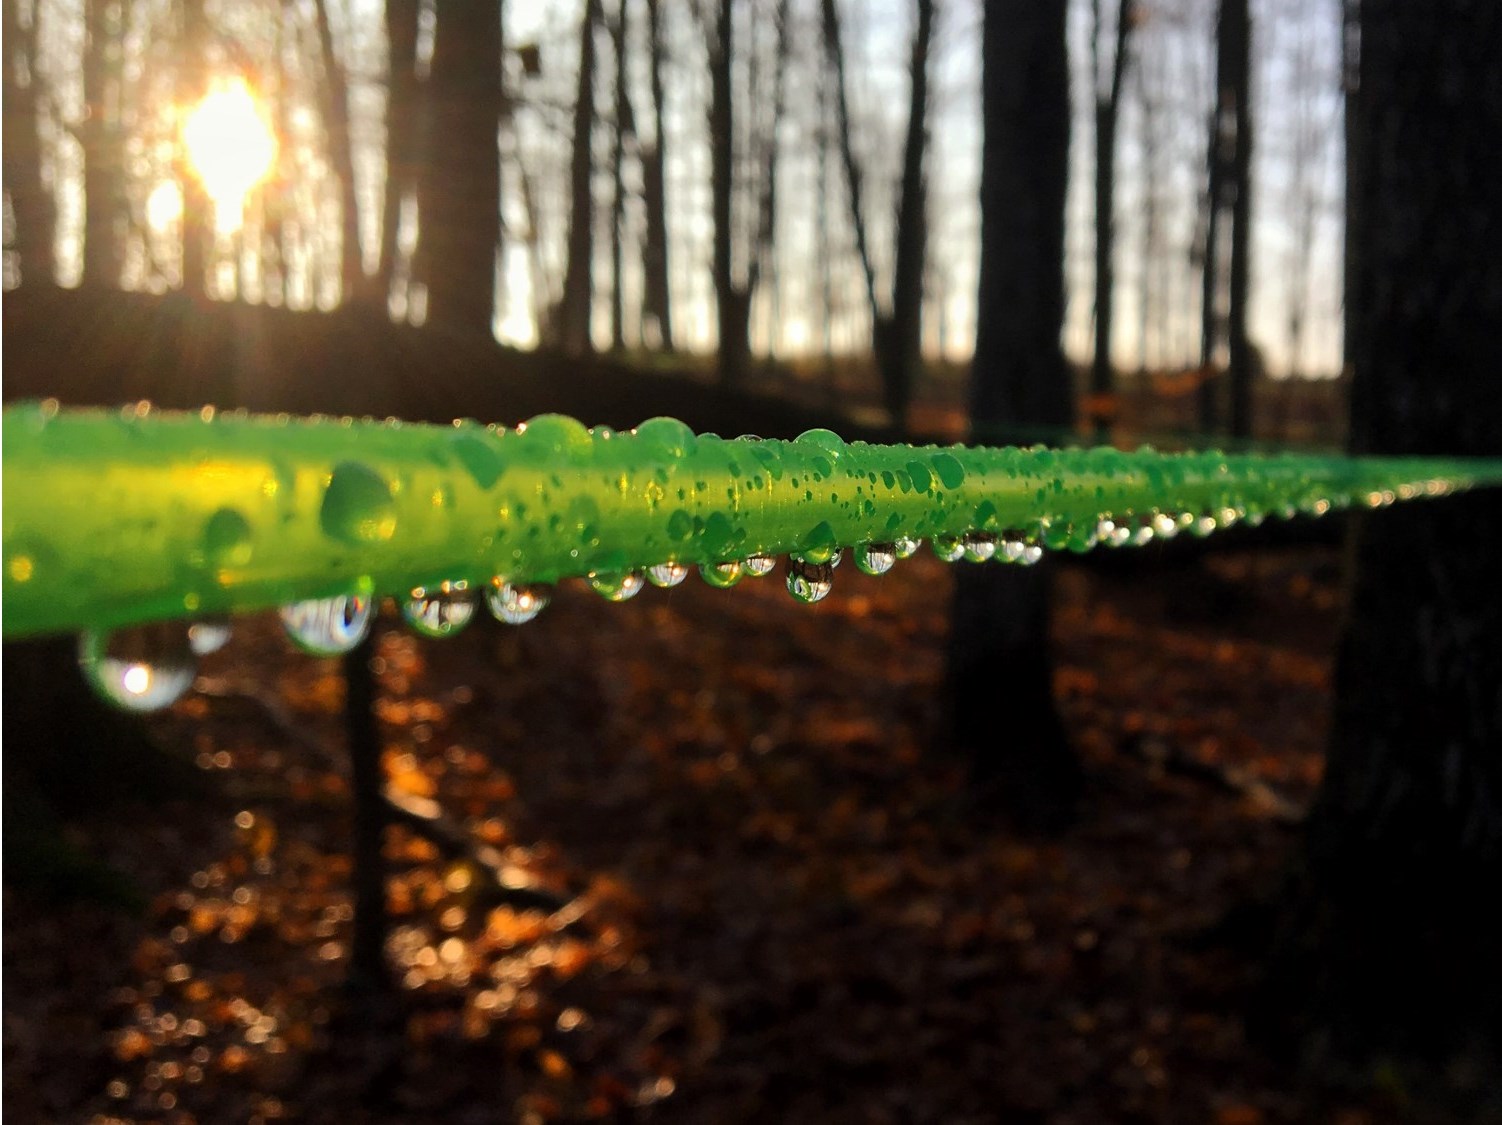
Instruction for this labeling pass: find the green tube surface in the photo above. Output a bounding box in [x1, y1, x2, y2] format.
[5, 401, 1501, 639]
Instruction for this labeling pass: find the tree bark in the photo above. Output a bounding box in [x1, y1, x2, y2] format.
[1270, 0, 1502, 1071]
[1223, 0, 1253, 439]
[947, 0, 1078, 830]
[708, 0, 748, 384]
[380, 0, 421, 304]
[559, 0, 602, 355]
[315, 0, 371, 307]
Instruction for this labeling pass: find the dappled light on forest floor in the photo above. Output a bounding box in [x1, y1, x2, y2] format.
[6, 547, 1418, 1123]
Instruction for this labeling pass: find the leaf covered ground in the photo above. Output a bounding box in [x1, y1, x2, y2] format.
[4, 543, 1434, 1123]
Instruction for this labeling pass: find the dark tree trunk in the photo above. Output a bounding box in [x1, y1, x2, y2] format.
[3, 0, 54, 286]
[417, 2, 502, 340]
[82, 0, 124, 290]
[609, 0, 635, 352]
[343, 634, 390, 993]
[558, 0, 602, 356]
[881, 0, 934, 433]
[1270, 0, 1502, 1073]
[315, 0, 371, 307]
[1088, 0, 1132, 442]
[640, 0, 673, 351]
[708, 0, 748, 385]
[179, 0, 210, 301]
[947, 0, 1078, 830]
[1197, 0, 1251, 437]
[1223, 0, 1252, 439]
[380, 0, 421, 302]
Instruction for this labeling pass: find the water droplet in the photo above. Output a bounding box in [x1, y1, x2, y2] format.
[1190, 512, 1218, 538]
[666, 509, 695, 542]
[449, 431, 505, 488]
[742, 554, 776, 577]
[786, 559, 834, 604]
[962, 532, 997, 563]
[518, 414, 593, 457]
[999, 530, 1027, 563]
[635, 416, 698, 458]
[1095, 517, 1132, 548]
[794, 520, 839, 565]
[700, 561, 743, 589]
[320, 462, 397, 545]
[588, 570, 645, 602]
[647, 562, 689, 587]
[187, 617, 232, 655]
[1019, 544, 1044, 566]
[280, 595, 373, 655]
[794, 428, 846, 458]
[487, 579, 551, 624]
[894, 537, 921, 559]
[1151, 512, 1180, 539]
[78, 623, 197, 712]
[932, 535, 966, 562]
[930, 452, 966, 490]
[855, 542, 897, 576]
[402, 581, 477, 638]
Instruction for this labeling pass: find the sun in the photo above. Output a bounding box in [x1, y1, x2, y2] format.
[182, 77, 277, 226]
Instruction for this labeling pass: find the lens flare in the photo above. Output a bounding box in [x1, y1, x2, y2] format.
[182, 77, 276, 223]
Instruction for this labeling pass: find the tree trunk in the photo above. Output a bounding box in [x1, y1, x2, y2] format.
[708, 0, 748, 384]
[1223, 0, 1253, 439]
[417, 2, 502, 340]
[947, 0, 1078, 830]
[1088, 0, 1132, 442]
[882, 0, 935, 432]
[315, 0, 371, 307]
[179, 0, 210, 301]
[559, 0, 602, 355]
[640, 0, 672, 351]
[1270, 0, 1502, 1073]
[380, 0, 421, 304]
[2, 0, 54, 286]
[609, 0, 635, 352]
[82, 0, 124, 290]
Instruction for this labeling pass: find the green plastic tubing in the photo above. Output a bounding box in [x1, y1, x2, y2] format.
[6, 399, 1502, 640]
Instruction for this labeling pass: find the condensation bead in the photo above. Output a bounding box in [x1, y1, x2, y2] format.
[647, 562, 689, 588]
[854, 543, 897, 576]
[786, 559, 834, 604]
[486, 580, 551, 624]
[78, 623, 197, 712]
[280, 595, 373, 655]
[402, 581, 477, 638]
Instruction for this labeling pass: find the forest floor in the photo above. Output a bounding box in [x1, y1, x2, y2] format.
[2, 541, 1447, 1123]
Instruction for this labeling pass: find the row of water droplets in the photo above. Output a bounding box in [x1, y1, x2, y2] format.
[75, 499, 1244, 716]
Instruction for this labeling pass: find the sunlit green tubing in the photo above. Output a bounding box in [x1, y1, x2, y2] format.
[5, 401, 1501, 639]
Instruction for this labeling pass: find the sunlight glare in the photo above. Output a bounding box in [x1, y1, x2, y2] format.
[146, 181, 183, 230]
[182, 78, 277, 227]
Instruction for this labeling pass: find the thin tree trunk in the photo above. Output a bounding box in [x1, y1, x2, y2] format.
[380, 0, 421, 305]
[82, 0, 123, 289]
[3, 0, 55, 286]
[315, 0, 370, 307]
[559, 0, 602, 355]
[820, 0, 880, 325]
[344, 634, 389, 992]
[1089, 0, 1133, 442]
[179, 0, 210, 301]
[640, 0, 672, 350]
[708, 0, 747, 384]
[948, 0, 1078, 830]
[609, 0, 635, 352]
[1223, 0, 1253, 438]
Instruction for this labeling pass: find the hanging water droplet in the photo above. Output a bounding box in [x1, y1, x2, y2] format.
[1095, 516, 1132, 548]
[962, 532, 997, 563]
[588, 570, 645, 602]
[402, 581, 477, 638]
[1019, 543, 1044, 566]
[280, 595, 373, 655]
[700, 560, 743, 589]
[1130, 517, 1156, 547]
[786, 559, 834, 604]
[894, 536, 920, 559]
[187, 617, 232, 655]
[932, 534, 966, 562]
[78, 623, 198, 712]
[855, 542, 897, 576]
[320, 462, 397, 545]
[742, 554, 776, 577]
[1190, 511, 1218, 538]
[1151, 512, 1180, 539]
[999, 530, 1027, 563]
[647, 562, 689, 587]
[487, 579, 551, 624]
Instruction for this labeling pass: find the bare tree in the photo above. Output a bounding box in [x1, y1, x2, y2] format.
[1087, 0, 1134, 441]
[640, 0, 672, 350]
[81, 0, 125, 288]
[314, 0, 371, 306]
[609, 0, 636, 351]
[558, 0, 603, 355]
